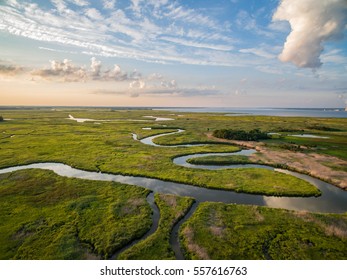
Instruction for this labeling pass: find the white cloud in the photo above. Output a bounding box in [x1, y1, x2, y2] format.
[31, 59, 88, 82]
[129, 79, 146, 89]
[161, 79, 177, 89]
[239, 48, 276, 59]
[85, 8, 103, 20]
[51, 0, 67, 13]
[0, 0, 282, 68]
[38, 46, 78, 54]
[102, 0, 116, 10]
[148, 73, 164, 80]
[273, 0, 347, 69]
[165, 2, 217, 30]
[69, 0, 89, 6]
[130, 0, 143, 16]
[103, 64, 128, 81]
[321, 49, 347, 64]
[90, 57, 102, 77]
[161, 36, 233, 51]
[30, 58, 131, 82]
[6, 0, 20, 8]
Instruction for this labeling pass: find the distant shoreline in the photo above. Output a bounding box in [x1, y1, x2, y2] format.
[0, 106, 346, 118]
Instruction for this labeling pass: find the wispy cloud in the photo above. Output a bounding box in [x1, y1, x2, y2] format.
[0, 0, 237, 66]
[93, 85, 221, 98]
[321, 49, 347, 65]
[160, 36, 233, 51]
[235, 9, 273, 37]
[239, 48, 276, 59]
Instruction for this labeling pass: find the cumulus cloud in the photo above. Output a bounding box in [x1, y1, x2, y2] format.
[273, 0, 347, 69]
[103, 64, 128, 81]
[129, 79, 146, 89]
[31, 57, 130, 82]
[90, 57, 102, 77]
[31, 59, 88, 82]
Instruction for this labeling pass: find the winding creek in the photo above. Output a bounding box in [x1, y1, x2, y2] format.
[1, 128, 347, 259]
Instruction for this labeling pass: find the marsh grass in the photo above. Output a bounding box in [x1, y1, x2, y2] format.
[180, 203, 347, 260]
[0, 169, 151, 259]
[187, 155, 252, 165]
[118, 194, 194, 260]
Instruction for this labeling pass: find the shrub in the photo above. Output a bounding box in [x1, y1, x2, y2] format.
[213, 128, 270, 141]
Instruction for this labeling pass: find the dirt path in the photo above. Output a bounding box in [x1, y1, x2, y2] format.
[207, 133, 347, 190]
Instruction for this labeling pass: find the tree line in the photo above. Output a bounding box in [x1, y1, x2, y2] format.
[213, 128, 270, 141]
[0, 116, 3, 122]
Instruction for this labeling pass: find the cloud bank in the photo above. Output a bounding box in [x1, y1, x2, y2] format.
[273, 0, 347, 69]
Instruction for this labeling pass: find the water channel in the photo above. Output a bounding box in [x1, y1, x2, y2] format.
[0, 128, 346, 259]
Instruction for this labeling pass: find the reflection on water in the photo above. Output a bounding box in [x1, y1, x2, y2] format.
[143, 116, 175, 121]
[1, 162, 346, 213]
[289, 134, 330, 139]
[138, 130, 185, 147]
[173, 150, 274, 170]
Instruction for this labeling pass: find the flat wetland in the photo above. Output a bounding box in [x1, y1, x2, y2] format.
[0, 108, 346, 259]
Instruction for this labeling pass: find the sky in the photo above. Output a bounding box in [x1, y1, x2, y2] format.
[0, 0, 347, 108]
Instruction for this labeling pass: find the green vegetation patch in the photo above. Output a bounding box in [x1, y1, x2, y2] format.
[187, 155, 252, 165]
[0, 169, 151, 259]
[180, 202, 347, 260]
[306, 124, 341, 131]
[118, 194, 194, 260]
[213, 129, 270, 141]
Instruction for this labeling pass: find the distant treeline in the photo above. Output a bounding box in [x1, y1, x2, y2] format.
[0, 116, 3, 122]
[213, 128, 270, 141]
[306, 125, 341, 131]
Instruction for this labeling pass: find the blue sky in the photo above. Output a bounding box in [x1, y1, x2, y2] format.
[0, 0, 347, 107]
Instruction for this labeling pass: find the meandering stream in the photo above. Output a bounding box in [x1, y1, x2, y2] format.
[1, 128, 346, 259]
